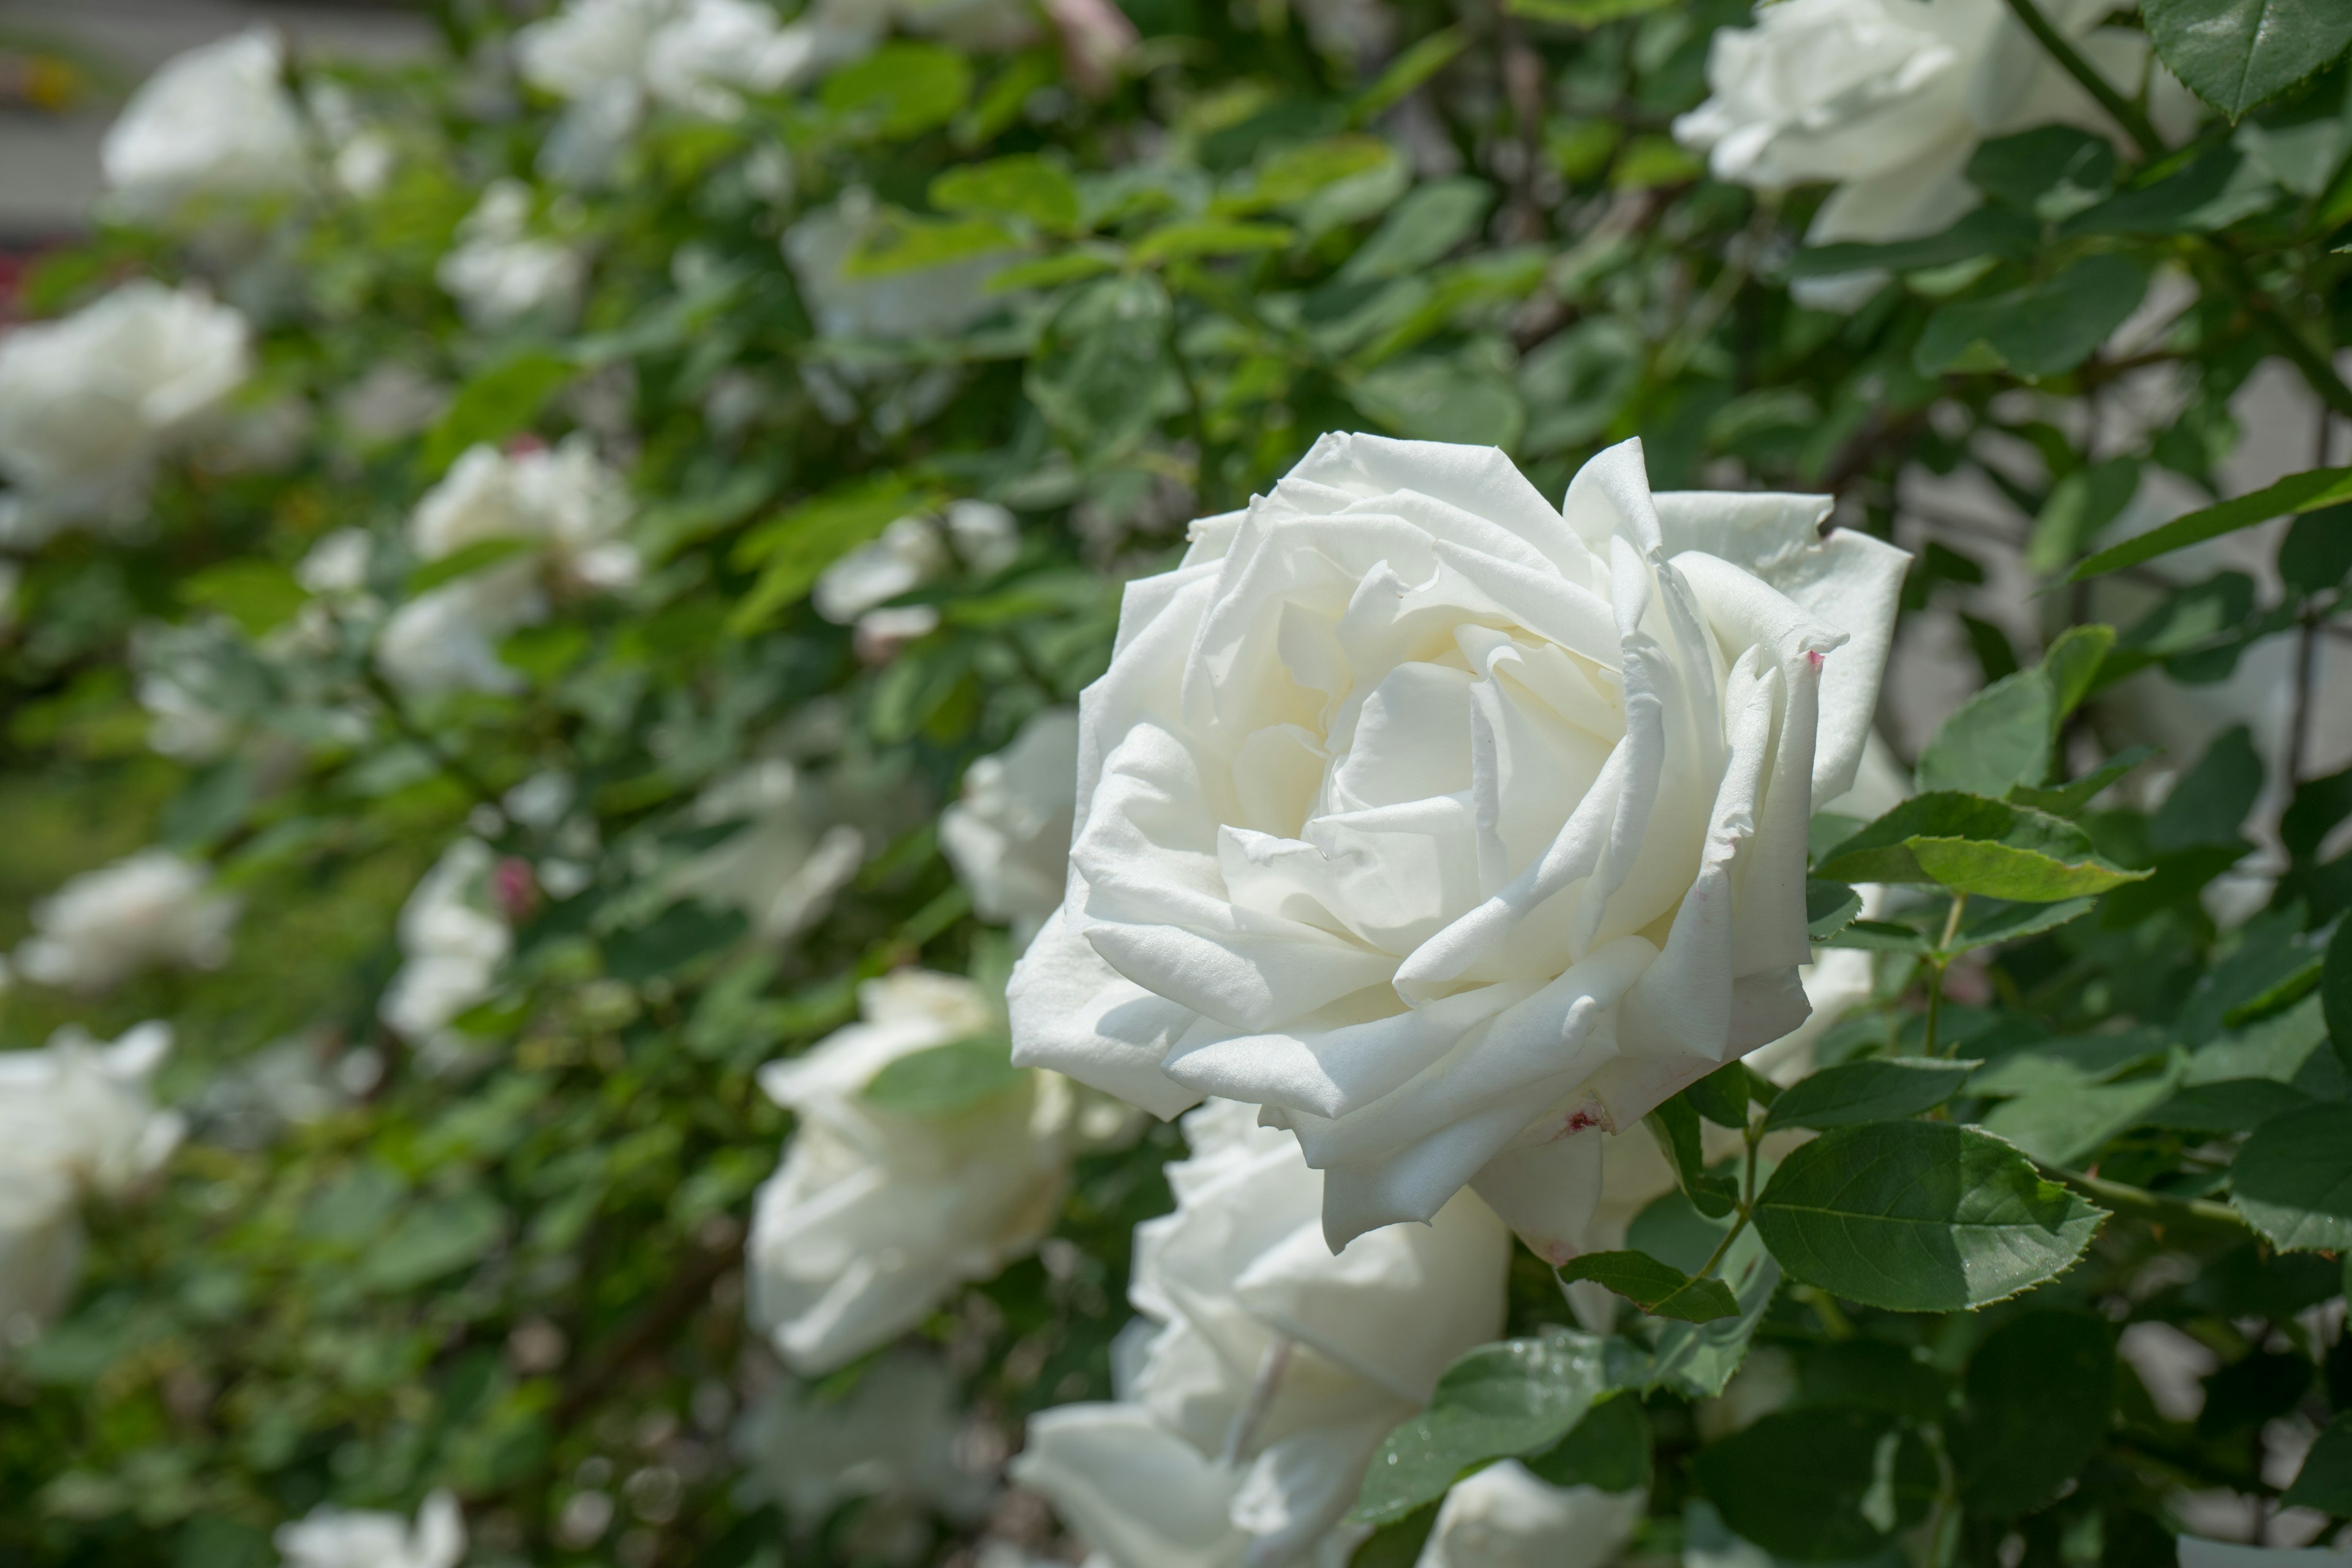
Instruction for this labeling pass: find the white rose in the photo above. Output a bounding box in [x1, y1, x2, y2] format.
[297, 529, 376, 597]
[669, 761, 867, 941]
[274, 1490, 465, 1568]
[0, 1022, 183, 1343]
[1011, 1099, 1510, 1568]
[1007, 434, 1907, 1257]
[940, 708, 1080, 945]
[436, 181, 587, 330]
[1673, 0, 2177, 257]
[13, 851, 239, 994]
[814, 514, 951, 624]
[380, 840, 511, 1050]
[0, 281, 251, 543]
[377, 437, 636, 695]
[733, 1349, 995, 1526]
[1417, 1460, 1643, 1568]
[100, 29, 309, 221]
[784, 193, 1011, 342]
[746, 970, 1071, 1373]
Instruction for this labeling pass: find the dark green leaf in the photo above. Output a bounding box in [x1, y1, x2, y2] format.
[1695, 1410, 1936, 1561]
[1807, 878, 1863, 940]
[1978, 1055, 2185, 1165]
[1967, 126, 2117, 219]
[2284, 1414, 2352, 1515]
[420, 349, 571, 476]
[2142, 1077, 2315, 1133]
[1025, 273, 1172, 456]
[1916, 669, 2056, 796]
[2142, 0, 2352, 119]
[2072, 465, 2352, 579]
[1915, 256, 2149, 379]
[604, 902, 749, 983]
[1558, 1251, 1740, 1322]
[2230, 1102, 2352, 1251]
[821, 42, 973, 137]
[1954, 1311, 2114, 1517]
[361, 1191, 506, 1291]
[1646, 1095, 1736, 1218]
[1684, 1061, 1760, 1128]
[1339, 178, 1493, 282]
[2059, 145, 2281, 235]
[1352, 1331, 1608, 1525]
[407, 535, 537, 596]
[2280, 503, 2352, 595]
[1354, 27, 1468, 119]
[2152, 725, 2264, 852]
[1348, 1506, 1438, 1567]
[1764, 1059, 1977, 1131]
[2027, 459, 2141, 575]
[1789, 204, 2038, 279]
[1950, 897, 2097, 951]
[1815, 794, 2145, 900]
[1752, 1121, 2107, 1311]
[1645, 1227, 1780, 1400]
[1523, 1390, 1651, 1493]
[2322, 918, 2352, 1063]
[2009, 747, 2156, 816]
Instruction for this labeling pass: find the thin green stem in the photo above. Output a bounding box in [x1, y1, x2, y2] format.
[1922, 894, 1969, 1058]
[2039, 1163, 2253, 1234]
[1693, 1208, 1753, 1283]
[1998, 0, 2163, 160]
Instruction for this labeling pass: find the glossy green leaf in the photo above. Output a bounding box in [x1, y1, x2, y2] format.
[1352, 1331, 1608, 1526]
[1763, 1059, 1977, 1131]
[1558, 1251, 1740, 1322]
[1806, 878, 1863, 941]
[2142, 0, 2352, 119]
[2231, 1102, 2352, 1251]
[1523, 1390, 1651, 1493]
[1753, 1121, 2107, 1311]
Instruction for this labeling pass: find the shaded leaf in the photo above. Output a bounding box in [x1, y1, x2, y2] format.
[1558, 1251, 1740, 1322]
[2231, 1102, 2352, 1251]
[1765, 1059, 1978, 1131]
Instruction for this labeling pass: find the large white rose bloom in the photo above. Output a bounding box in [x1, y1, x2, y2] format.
[941, 708, 1082, 946]
[435, 181, 587, 330]
[377, 437, 636, 695]
[1418, 1458, 1643, 1568]
[1673, 0, 2174, 253]
[100, 29, 309, 221]
[13, 850, 239, 995]
[746, 970, 1071, 1373]
[668, 761, 867, 942]
[0, 1022, 183, 1343]
[1007, 434, 1907, 1255]
[380, 840, 511, 1050]
[273, 1490, 465, 1568]
[0, 282, 251, 543]
[1012, 1099, 1510, 1568]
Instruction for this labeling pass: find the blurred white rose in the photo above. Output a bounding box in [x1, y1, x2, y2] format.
[100, 29, 309, 221]
[0, 1022, 183, 1343]
[13, 850, 238, 994]
[377, 437, 636, 695]
[815, 502, 1023, 657]
[306, 81, 397, 200]
[1007, 434, 1907, 1256]
[1674, 0, 2179, 262]
[734, 1349, 995, 1540]
[138, 664, 241, 763]
[380, 840, 511, 1052]
[785, 192, 1011, 342]
[1418, 1459, 1643, 1568]
[1012, 1099, 1510, 1568]
[747, 970, 1071, 1373]
[298, 529, 376, 597]
[941, 708, 1080, 946]
[669, 760, 867, 942]
[436, 180, 588, 330]
[274, 1490, 465, 1568]
[0, 281, 251, 543]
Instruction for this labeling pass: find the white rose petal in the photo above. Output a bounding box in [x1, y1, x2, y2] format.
[13, 851, 239, 994]
[100, 29, 309, 221]
[747, 970, 1071, 1373]
[0, 282, 251, 543]
[1417, 1460, 1643, 1568]
[437, 181, 588, 330]
[274, 1490, 466, 1568]
[380, 840, 511, 1049]
[941, 708, 1081, 946]
[815, 514, 949, 624]
[1008, 433, 1907, 1255]
[1012, 1099, 1510, 1568]
[945, 498, 1022, 575]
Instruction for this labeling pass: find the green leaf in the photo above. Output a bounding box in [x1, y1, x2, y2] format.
[863, 1035, 1025, 1116]
[930, 154, 1082, 232]
[1559, 1251, 1741, 1321]
[2059, 145, 2282, 235]
[1807, 878, 1862, 941]
[727, 475, 944, 636]
[843, 213, 1018, 279]
[361, 1191, 506, 1291]
[1685, 1061, 1764, 1128]
[1352, 1331, 1607, 1526]
[1954, 1311, 2115, 1517]
[2009, 746, 2156, 816]
[1131, 220, 1295, 263]
[420, 349, 571, 476]
[820, 42, 973, 138]
[1949, 897, 2098, 952]
[1815, 793, 2149, 900]
[1354, 28, 1467, 119]
[2028, 459, 2140, 574]
[1347, 1506, 1438, 1567]
[1339, 178, 1493, 282]
[1025, 273, 1172, 456]
[1978, 1054, 2186, 1166]
[1914, 255, 2150, 379]
[1789, 204, 2037, 279]
[1825, 919, 1934, 954]
[1967, 126, 2117, 220]
[1646, 1095, 1736, 1218]
[1694, 1409, 1937, 1561]
[1916, 669, 2056, 796]
[604, 902, 749, 982]
[2040, 624, 2116, 719]
[1646, 1227, 1779, 1400]
[2283, 1413, 2352, 1515]
[2142, 0, 2352, 119]
[179, 560, 310, 636]
[1523, 1390, 1652, 1493]
[407, 534, 537, 596]
[2230, 1102, 2352, 1251]
[1764, 1059, 1977, 1131]
[2326, 922, 2352, 1070]
[1907, 836, 2148, 901]
[1234, 135, 1394, 210]
[1752, 1121, 2108, 1311]
[2071, 466, 2352, 579]
[986, 247, 1121, 292]
[2142, 1077, 2313, 1134]
[1505, 0, 1671, 19]
[1353, 358, 1526, 449]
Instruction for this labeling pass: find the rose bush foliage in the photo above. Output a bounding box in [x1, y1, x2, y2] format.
[2, 0, 2351, 1566]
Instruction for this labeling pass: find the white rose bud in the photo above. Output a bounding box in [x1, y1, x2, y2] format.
[0, 282, 251, 543]
[13, 851, 239, 995]
[1673, 0, 2176, 262]
[100, 29, 309, 221]
[747, 970, 1071, 1374]
[940, 709, 1081, 946]
[273, 1490, 466, 1568]
[1011, 1099, 1510, 1567]
[0, 1022, 184, 1343]
[1008, 434, 1907, 1257]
